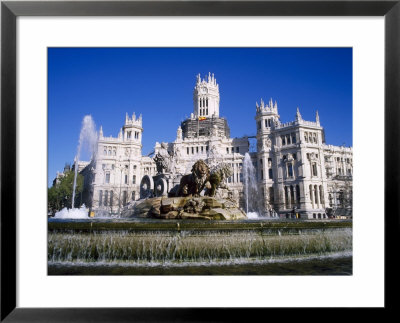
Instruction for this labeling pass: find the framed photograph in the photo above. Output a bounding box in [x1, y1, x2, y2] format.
[1, 0, 398, 321]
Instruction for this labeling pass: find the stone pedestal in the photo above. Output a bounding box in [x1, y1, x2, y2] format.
[121, 196, 247, 220]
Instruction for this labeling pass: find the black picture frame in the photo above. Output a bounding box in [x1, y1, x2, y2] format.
[1, 0, 398, 321]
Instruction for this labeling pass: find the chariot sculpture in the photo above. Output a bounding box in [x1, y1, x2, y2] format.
[139, 155, 233, 199]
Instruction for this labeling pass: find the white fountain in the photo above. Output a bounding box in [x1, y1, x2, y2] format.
[243, 152, 261, 219]
[53, 204, 90, 219]
[54, 115, 97, 219]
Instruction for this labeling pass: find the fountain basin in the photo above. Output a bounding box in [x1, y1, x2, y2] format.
[48, 219, 352, 268]
[48, 218, 352, 232]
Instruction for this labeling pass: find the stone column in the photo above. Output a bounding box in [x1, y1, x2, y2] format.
[287, 186, 292, 209]
[310, 185, 315, 209]
[293, 185, 297, 206]
[280, 186, 286, 210]
[299, 183, 305, 209]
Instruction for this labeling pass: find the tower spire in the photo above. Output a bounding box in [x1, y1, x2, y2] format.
[316, 110, 320, 125]
[193, 72, 220, 118]
[99, 125, 103, 138]
[296, 107, 302, 121]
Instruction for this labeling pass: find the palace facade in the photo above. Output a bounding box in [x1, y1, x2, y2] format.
[74, 73, 352, 219]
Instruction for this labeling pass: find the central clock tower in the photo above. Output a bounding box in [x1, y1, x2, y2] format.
[193, 72, 220, 118]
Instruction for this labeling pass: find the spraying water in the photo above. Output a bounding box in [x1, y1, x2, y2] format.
[71, 115, 98, 208]
[54, 204, 89, 219]
[243, 152, 261, 218]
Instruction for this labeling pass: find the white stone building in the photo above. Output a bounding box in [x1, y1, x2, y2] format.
[82, 73, 352, 218]
[89, 113, 156, 214]
[155, 72, 249, 200]
[254, 99, 352, 219]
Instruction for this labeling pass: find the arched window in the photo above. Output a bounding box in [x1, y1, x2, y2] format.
[309, 185, 314, 208]
[206, 98, 208, 107]
[312, 163, 318, 176]
[290, 186, 295, 207]
[99, 190, 103, 206]
[287, 163, 293, 178]
[104, 191, 108, 206]
[122, 191, 127, 206]
[269, 187, 274, 204]
[314, 185, 319, 207]
[319, 185, 324, 205]
[296, 185, 300, 207]
[284, 186, 289, 209]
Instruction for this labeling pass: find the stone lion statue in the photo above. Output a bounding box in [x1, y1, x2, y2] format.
[205, 163, 233, 197]
[177, 160, 210, 197]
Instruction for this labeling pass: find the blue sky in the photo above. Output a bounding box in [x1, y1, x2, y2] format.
[48, 48, 352, 187]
